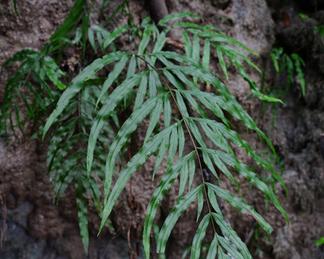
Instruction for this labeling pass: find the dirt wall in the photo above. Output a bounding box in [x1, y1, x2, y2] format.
[0, 0, 323, 258]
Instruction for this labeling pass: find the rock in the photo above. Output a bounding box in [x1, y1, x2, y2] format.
[274, 225, 302, 259]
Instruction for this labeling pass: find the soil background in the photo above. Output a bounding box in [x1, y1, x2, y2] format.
[0, 0, 323, 258]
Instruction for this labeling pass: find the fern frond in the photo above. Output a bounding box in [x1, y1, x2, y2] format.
[76, 184, 90, 253]
[43, 51, 125, 138]
[157, 185, 203, 254]
[143, 151, 195, 258]
[46, 18, 287, 257]
[0, 49, 64, 134]
[100, 123, 177, 232]
[190, 213, 210, 258]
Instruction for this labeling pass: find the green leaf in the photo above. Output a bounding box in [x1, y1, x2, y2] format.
[127, 55, 137, 78]
[192, 34, 200, 64]
[87, 74, 141, 173]
[240, 70, 283, 103]
[218, 247, 226, 259]
[163, 70, 184, 90]
[153, 132, 170, 178]
[148, 70, 159, 97]
[91, 25, 110, 50]
[179, 160, 189, 196]
[291, 53, 306, 96]
[175, 91, 189, 117]
[12, 0, 19, 15]
[99, 125, 175, 233]
[172, 69, 197, 90]
[207, 187, 221, 214]
[182, 90, 207, 118]
[103, 24, 128, 49]
[138, 24, 153, 55]
[143, 152, 195, 259]
[76, 191, 89, 253]
[199, 119, 229, 152]
[96, 54, 129, 105]
[3, 48, 38, 67]
[196, 188, 204, 222]
[220, 45, 260, 72]
[212, 213, 251, 259]
[207, 183, 272, 234]
[235, 164, 288, 222]
[187, 119, 205, 147]
[158, 12, 200, 27]
[190, 214, 210, 259]
[202, 40, 210, 71]
[103, 97, 158, 198]
[151, 31, 167, 65]
[316, 237, 324, 247]
[206, 235, 218, 259]
[206, 118, 286, 195]
[81, 13, 90, 53]
[167, 126, 179, 166]
[49, 0, 85, 50]
[188, 156, 196, 191]
[145, 97, 163, 142]
[134, 73, 148, 111]
[218, 235, 244, 259]
[157, 185, 202, 254]
[182, 31, 192, 58]
[216, 46, 228, 80]
[201, 150, 218, 179]
[88, 27, 96, 52]
[43, 52, 124, 138]
[43, 57, 66, 90]
[178, 124, 185, 157]
[209, 149, 236, 184]
[270, 48, 282, 73]
[163, 96, 172, 127]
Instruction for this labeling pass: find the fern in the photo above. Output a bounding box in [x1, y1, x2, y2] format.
[47, 85, 113, 252]
[270, 47, 306, 96]
[2, 8, 288, 258]
[1, 0, 94, 250]
[0, 49, 65, 135]
[42, 13, 287, 258]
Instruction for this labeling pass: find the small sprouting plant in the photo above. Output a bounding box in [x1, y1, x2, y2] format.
[270, 47, 306, 96]
[1, 0, 287, 257]
[316, 237, 324, 247]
